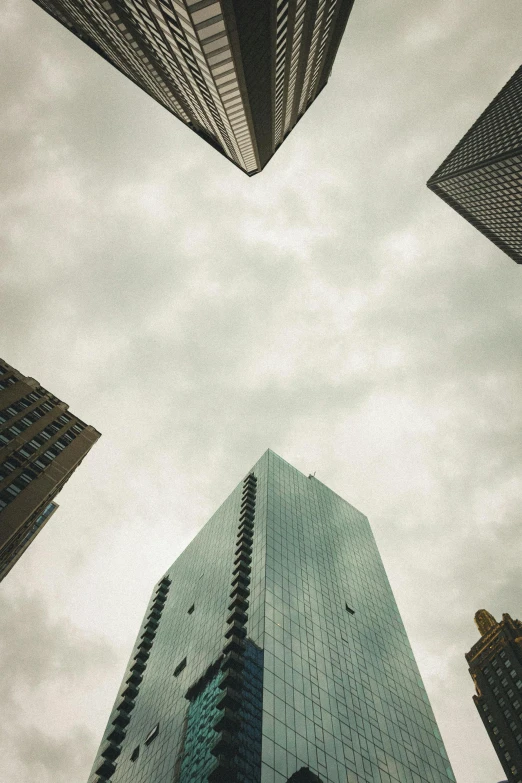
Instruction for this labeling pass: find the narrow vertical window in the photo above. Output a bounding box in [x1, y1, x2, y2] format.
[145, 723, 159, 745]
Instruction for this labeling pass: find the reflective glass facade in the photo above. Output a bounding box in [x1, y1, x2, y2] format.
[428, 66, 522, 264]
[30, 0, 355, 175]
[88, 449, 455, 783]
[466, 611, 522, 783]
[0, 358, 100, 581]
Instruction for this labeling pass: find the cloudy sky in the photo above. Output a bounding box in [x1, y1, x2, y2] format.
[1, 1, 522, 781]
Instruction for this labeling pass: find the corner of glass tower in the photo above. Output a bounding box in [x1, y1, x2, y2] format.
[87, 450, 455, 783]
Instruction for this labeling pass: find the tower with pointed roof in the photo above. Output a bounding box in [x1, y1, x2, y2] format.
[466, 611, 522, 782]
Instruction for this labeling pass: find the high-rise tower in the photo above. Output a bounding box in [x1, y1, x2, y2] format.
[427, 66, 522, 264]
[0, 358, 100, 581]
[29, 0, 355, 175]
[88, 450, 455, 783]
[466, 610, 522, 783]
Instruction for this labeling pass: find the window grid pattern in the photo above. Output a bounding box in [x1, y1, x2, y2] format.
[274, 0, 291, 144]
[36, 0, 189, 122]
[430, 66, 522, 181]
[111, 0, 194, 124]
[115, 0, 212, 129]
[88, 458, 267, 783]
[428, 66, 522, 264]
[179, 668, 223, 782]
[432, 154, 522, 263]
[33, 0, 354, 175]
[0, 358, 98, 582]
[260, 451, 455, 783]
[307, 0, 337, 105]
[236, 640, 264, 782]
[123, 0, 244, 165]
[0, 400, 56, 444]
[177, 472, 261, 782]
[0, 423, 85, 513]
[283, 0, 306, 135]
[298, 0, 327, 115]
[88, 451, 454, 783]
[35, 0, 257, 172]
[185, 0, 257, 171]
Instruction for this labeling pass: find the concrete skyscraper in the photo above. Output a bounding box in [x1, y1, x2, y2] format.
[0, 358, 100, 581]
[428, 66, 522, 264]
[466, 610, 522, 783]
[29, 0, 355, 175]
[88, 449, 455, 783]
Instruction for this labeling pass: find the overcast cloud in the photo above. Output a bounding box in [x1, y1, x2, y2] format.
[1, 1, 522, 781]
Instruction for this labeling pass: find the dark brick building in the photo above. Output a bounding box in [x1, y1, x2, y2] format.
[0, 358, 100, 581]
[466, 610, 522, 782]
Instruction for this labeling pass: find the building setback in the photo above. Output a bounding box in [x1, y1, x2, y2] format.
[427, 66, 522, 264]
[88, 449, 455, 783]
[466, 610, 522, 783]
[29, 0, 355, 175]
[0, 358, 100, 581]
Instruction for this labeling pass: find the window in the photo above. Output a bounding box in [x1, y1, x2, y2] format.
[174, 657, 187, 677]
[345, 603, 355, 615]
[145, 723, 159, 746]
[131, 746, 140, 762]
[187, 604, 195, 614]
[6, 485, 21, 497]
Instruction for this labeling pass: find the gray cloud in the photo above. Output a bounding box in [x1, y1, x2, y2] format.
[0, 590, 117, 783]
[1, 0, 521, 781]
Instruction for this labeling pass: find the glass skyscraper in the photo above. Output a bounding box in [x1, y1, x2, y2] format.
[88, 449, 455, 783]
[427, 66, 522, 264]
[29, 0, 355, 175]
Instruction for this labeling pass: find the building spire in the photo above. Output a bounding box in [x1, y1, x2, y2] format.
[474, 609, 498, 636]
